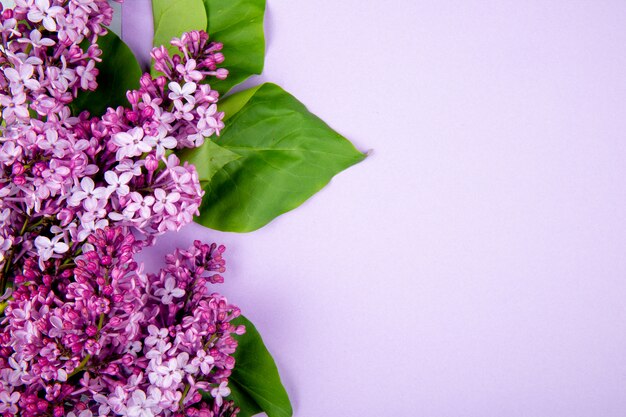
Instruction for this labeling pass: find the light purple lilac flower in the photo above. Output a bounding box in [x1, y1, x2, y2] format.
[0, 1, 227, 281]
[0, 1, 241, 415]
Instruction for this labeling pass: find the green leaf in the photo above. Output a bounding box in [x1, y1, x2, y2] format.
[229, 315, 292, 417]
[72, 32, 142, 116]
[183, 83, 366, 232]
[152, 0, 207, 58]
[227, 373, 263, 417]
[203, 0, 266, 94]
[177, 139, 240, 183]
[218, 83, 264, 122]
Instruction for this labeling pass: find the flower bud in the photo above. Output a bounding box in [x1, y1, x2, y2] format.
[57, 208, 75, 227]
[155, 75, 167, 89]
[11, 163, 24, 176]
[37, 400, 48, 412]
[86, 325, 98, 337]
[140, 73, 153, 89]
[126, 110, 139, 123]
[215, 68, 228, 80]
[67, 44, 85, 61]
[214, 52, 225, 64]
[32, 161, 46, 176]
[142, 106, 155, 118]
[13, 175, 25, 185]
[145, 155, 159, 172]
[150, 45, 168, 60]
[126, 90, 140, 105]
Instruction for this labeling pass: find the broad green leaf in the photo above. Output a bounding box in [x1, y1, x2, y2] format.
[177, 139, 240, 183]
[218, 83, 264, 122]
[203, 0, 266, 94]
[184, 83, 366, 232]
[227, 374, 263, 417]
[72, 32, 142, 116]
[152, 0, 207, 59]
[229, 315, 292, 417]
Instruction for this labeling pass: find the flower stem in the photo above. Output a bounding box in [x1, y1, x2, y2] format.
[179, 384, 191, 409]
[68, 354, 91, 378]
[68, 313, 105, 378]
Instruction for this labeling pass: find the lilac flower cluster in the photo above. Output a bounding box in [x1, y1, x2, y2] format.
[0, 0, 227, 286]
[1, 228, 243, 416]
[0, 1, 243, 415]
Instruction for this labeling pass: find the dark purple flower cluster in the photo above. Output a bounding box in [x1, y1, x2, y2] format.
[1, 228, 243, 416]
[0, 1, 243, 416]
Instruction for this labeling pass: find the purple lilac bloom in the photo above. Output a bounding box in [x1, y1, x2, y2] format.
[0, 0, 227, 289]
[0, 229, 243, 416]
[0, 1, 240, 415]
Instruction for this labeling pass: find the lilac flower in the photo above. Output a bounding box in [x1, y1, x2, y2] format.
[112, 127, 152, 159]
[2, 228, 240, 415]
[41, 159, 71, 184]
[0, 237, 12, 263]
[27, 0, 65, 31]
[0, 390, 20, 414]
[211, 381, 231, 407]
[6, 357, 28, 385]
[145, 325, 169, 347]
[149, 358, 184, 389]
[154, 277, 185, 304]
[75, 60, 97, 90]
[176, 59, 203, 83]
[146, 342, 173, 362]
[197, 103, 224, 136]
[126, 389, 158, 417]
[17, 29, 55, 48]
[126, 192, 155, 219]
[158, 388, 182, 411]
[116, 159, 144, 176]
[67, 177, 109, 212]
[0, 91, 29, 122]
[0, 18, 19, 38]
[153, 188, 181, 215]
[144, 127, 177, 158]
[0, 141, 23, 164]
[34, 235, 69, 262]
[107, 210, 135, 223]
[172, 99, 195, 122]
[104, 170, 133, 196]
[97, 386, 128, 414]
[4, 63, 41, 90]
[75, 215, 109, 241]
[67, 411, 93, 417]
[192, 350, 215, 375]
[168, 81, 197, 103]
[0, 2, 238, 410]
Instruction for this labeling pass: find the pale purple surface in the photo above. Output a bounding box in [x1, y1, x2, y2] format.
[123, 1, 626, 416]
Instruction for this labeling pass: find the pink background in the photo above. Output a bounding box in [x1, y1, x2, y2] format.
[121, 1, 626, 416]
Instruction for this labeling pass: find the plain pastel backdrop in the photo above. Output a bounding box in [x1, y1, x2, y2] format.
[123, 1, 626, 416]
[3, 0, 625, 415]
